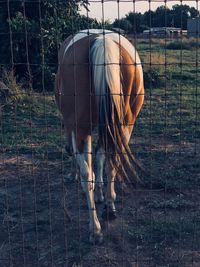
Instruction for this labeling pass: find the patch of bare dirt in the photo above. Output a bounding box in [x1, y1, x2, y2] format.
[0, 138, 200, 267]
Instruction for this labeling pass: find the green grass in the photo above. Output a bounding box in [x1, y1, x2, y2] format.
[1, 39, 199, 172]
[135, 39, 199, 136]
[1, 94, 63, 159]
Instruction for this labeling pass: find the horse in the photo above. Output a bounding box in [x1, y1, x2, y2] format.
[55, 29, 144, 244]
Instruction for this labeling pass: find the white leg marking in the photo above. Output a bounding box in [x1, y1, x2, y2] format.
[105, 162, 117, 212]
[95, 147, 105, 203]
[71, 132, 102, 243]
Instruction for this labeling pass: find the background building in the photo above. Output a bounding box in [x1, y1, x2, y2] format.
[187, 17, 200, 37]
[143, 27, 183, 38]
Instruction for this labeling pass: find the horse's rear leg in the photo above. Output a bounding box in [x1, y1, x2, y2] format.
[95, 146, 105, 203]
[101, 127, 133, 220]
[71, 132, 103, 244]
[102, 160, 117, 220]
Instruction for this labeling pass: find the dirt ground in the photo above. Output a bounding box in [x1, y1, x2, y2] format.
[0, 134, 200, 267]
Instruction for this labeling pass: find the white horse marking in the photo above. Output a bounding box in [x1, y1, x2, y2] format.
[71, 132, 102, 242]
[63, 29, 143, 97]
[95, 147, 105, 203]
[105, 162, 117, 212]
[63, 29, 112, 62]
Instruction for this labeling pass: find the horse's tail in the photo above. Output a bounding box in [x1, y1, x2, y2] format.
[90, 36, 143, 182]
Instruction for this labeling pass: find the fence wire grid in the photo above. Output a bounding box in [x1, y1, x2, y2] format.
[0, 0, 200, 267]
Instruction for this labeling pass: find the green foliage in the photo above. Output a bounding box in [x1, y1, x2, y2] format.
[0, 0, 99, 91]
[171, 4, 199, 29]
[166, 38, 200, 50]
[113, 12, 147, 34]
[113, 4, 199, 34]
[0, 69, 24, 103]
[166, 40, 190, 50]
[143, 67, 166, 88]
[142, 53, 169, 88]
[113, 18, 132, 33]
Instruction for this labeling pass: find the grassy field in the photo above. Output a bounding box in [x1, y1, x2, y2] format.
[0, 38, 200, 267]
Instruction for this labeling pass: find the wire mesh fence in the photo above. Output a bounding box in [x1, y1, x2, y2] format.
[0, 0, 200, 266]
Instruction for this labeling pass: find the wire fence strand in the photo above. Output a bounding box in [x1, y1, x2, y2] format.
[0, 0, 199, 266]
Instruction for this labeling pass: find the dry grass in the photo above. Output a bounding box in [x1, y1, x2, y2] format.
[0, 69, 24, 104]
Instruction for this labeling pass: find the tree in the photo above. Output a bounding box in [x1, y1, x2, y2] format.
[126, 12, 144, 33]
[171, 4, 199, 29]
[112, 4, 199, 35]
[142, 10, 155, 29]
[153, 6, 172, 27]
[113, 18, 132, 33]
[0, 0, 99, 90]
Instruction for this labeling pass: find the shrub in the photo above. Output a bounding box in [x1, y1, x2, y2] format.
[144, 67, 166, 88]
[142, 53, 169, 88]
[166, 38, 200, 50]
[166, 40, 190, 50]
[0, 69, 24, 104]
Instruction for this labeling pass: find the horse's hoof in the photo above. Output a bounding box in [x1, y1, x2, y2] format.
[102, 205, 117, 221]
[89, 232, 103, 245]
